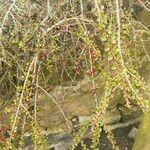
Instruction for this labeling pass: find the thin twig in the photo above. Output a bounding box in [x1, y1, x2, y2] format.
[9, 57, 37, 140]
[0, 0, 17, 36]
[80, 0, 84, 18]
[44, 17, 93, 34]
[138, 0, 150, 12]
[115, 0, 142, 103]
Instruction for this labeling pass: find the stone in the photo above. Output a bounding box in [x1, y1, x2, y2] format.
[78, 116, 90, 123]
[107, 97, 125, 109]
[107, 91, 125, 109]
[73, 109, 121, 126]
[103, 109, 121, 124]
[48, 134, 72, 150]
[128, 127, 138, 139]
[118, 105, 143, 122]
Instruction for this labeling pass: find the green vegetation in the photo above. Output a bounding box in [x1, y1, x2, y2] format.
[0, 0, 150, 149]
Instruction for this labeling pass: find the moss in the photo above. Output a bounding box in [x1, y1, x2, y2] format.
[133, 111, 150, 150]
